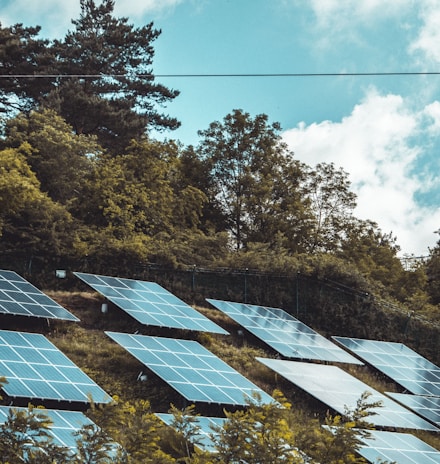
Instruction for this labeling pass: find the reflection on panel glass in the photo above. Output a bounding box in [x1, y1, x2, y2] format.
[0, 270, 79, 321]
[206, 299, 362, 364]
[106, 332, 274, 406]
[75, 272, 228, 334]
[387, 392, 440, 427]
[333, 336, 440, 397]
[0, 330, 110, 403]
[257, 358, 438, 431]
[358, 429, 440, 464]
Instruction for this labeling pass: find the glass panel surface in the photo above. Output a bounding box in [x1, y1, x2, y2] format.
[333, 336, 440, 397]
[257, 357, 438, 431]
[206, 299, 362, 364]
[0, 270, 78, 321]
[106, 332, 274, 407]
[74, 272, 228, 334]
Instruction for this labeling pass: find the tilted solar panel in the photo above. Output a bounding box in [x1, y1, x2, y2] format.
[106, 332, 274, 406]
[0, 270, 79, 321]
[332, 336, 440, 397]
[257, 358, 438, 431]
[387, 392, 440, 427]
[207, 299, 363, 364]
[74, 272, 228, 334]
[0, 405, 94, 453]
[0, 330, 110, 404]
[358, 429, 440, 464]
[156, 413, 225, 453]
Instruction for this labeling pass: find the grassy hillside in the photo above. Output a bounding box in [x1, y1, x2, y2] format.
[2, 288, 438, 453]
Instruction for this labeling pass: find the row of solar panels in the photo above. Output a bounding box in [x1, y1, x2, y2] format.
[1, 327, 439, 462]
[1, 269, 440, 462]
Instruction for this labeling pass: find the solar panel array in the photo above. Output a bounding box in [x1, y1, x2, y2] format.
[0, 405, 95, 453]
[207, 299, 362, 364]
[387, 392, 440, 427]
[358, 429, 440, 464]
[0, 270, 79, 321]
[257, 358, 438, 431]
[0, 330, 110, 404]
[156, 413, 225, 453]
[74, 272, 228, 334]
[106, 332, 274, 406]
[332, 336, 440, 397]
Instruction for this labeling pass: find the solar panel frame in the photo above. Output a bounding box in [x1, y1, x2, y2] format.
[0, 270, 79, 321]
[106, 332, 274, 406]
[256, 357, 438, 431]
[206, 299, 363, 364]
[74, 272, 228, 334]
[0, 405, 94, 453]
[332, 336, 440, 397]
[358, 429, 440, 464]
[0, 330, 110, 404]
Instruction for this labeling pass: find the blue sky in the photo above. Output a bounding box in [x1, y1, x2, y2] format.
[2, 0, 440, 257]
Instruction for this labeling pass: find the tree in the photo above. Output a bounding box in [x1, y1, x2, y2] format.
[0, 0, 180, 152]
[301, 162, 357, 253]
[87, 398, 176, 464]
[0, 406, 73, 463]
[0, 23, 49, 116]
[196, 109, 307, 251]
[2, 109, 101, 205]
[0, 144, 42, 235]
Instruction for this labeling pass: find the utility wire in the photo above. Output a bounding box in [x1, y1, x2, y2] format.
[1, 71, 440, 78]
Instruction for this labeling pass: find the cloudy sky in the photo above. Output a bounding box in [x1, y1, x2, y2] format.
[2, 0, 440, 257]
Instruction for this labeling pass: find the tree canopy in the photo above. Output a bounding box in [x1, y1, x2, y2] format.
[0, 0, 180, 153]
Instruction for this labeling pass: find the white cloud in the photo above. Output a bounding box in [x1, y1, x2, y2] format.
[307, 0, 413, 28]
[114, 0, 184, 19]
[409, 0, 440, 64]
[282, 89, 440, 256]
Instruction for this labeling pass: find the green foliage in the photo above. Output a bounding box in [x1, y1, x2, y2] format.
[0, 405, 72, 464]
[87, 398, 175, 464]
[2, 108, 101, 205]
[0, 0, 180, 152]
[196, 109, 308, 251]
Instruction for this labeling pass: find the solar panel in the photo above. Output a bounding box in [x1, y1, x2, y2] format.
[106, 332, 274, 406]
[256, 358, 438, 431]
[332, 336, 440, 397]
[0, 405, 95, 453]
[156, 413, 225, 453]
[358, 429, 440, 464]
[0, 330, 110, 404]
[387, 392, 440, 427]
[0, 270, 79, 321]
[74, 272, 228, 334]
[206, 299, 363, 364]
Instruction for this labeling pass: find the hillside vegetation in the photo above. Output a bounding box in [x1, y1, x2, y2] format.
[1, 1, 440, 461]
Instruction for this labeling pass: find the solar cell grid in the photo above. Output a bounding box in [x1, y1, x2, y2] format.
[333, 336, 440, 397]
[257, 358, 438, 431]
[74, 272, 228, 334]
[0, 270, 79, 321]
[106, 332, 274, 406]
[387, 392, 440, 427]
[0, 405, 94, 452]
[206, 299, 362, 364]
[358, 429, 440, 464]
[0, 330, 110, 404]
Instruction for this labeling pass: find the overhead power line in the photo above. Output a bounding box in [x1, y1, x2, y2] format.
[1, 71, 440, 78]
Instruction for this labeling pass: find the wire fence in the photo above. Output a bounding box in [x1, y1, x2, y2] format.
[2, 254, 439, 365]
